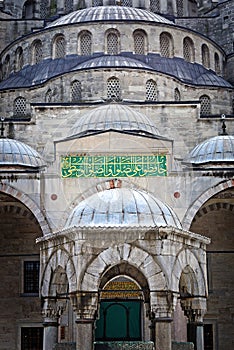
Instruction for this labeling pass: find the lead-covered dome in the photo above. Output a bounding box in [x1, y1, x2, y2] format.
[65, 187, 181, 229]
[184, 135, 234, 165]
[69, 103, 161, 139]
[47, 6, 174, 28]
[0, 138, 45, 171]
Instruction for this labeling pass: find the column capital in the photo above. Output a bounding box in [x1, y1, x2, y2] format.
[70, 291, 98, 321]
[181, 296, 207, 323]
[42, 298, 64, 326]
[150, 291, 177, 319]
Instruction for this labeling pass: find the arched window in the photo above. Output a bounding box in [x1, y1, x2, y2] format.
[79, 31, 92, 56]
[174, 88, 181, 101]
[15, 47, 24, 72]
[183, 37, 194, 63]
[133, 31, 146, 55]
[22, 0, 35, 19]
[3, 55, 10, 79]
[92, 0, 102, 5]
[177, 0, 184, 16]
[14, 97, 27, 117]
[107, 77, 121, 100]
[200, 95, 211, 116]
[71, 80, 82, 102]
[53, 35, 66, 59]
[146, 79, 157, 101]
[107, 31, 119, 55]
[160, 32, 173, 58]
[150, 0, 160, 12]
[202, 44, 210, 68]
[214, 53, 221, 75]
[45, 89, 52, 103]
[65, 0, 73, 13]
[31, 40, 43, 65]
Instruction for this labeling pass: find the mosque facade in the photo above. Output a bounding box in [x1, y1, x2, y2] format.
[0, 1, 233, 350]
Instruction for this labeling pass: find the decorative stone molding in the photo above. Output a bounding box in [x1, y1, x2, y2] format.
[180, 297, 207, 323]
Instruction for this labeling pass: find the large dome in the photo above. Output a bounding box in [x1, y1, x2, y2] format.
[184, 135, 234, 165]
[47, 6, 174, 28]
[69, 103, 161, 139]
[65, 187, 181, 229]
[0, 138, 45, 171]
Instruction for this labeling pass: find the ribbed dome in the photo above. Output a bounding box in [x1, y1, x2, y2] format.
[185, 135, 234, 164]
[65, 187, 181, 229]
[47, 6, 174, 28]
[0, 138, 45, 170]
[69, 104, 160, 138]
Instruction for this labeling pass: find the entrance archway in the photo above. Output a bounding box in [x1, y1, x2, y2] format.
[96, 276, 143, 341]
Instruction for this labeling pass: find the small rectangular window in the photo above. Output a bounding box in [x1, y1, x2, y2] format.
[24, 261, 40, 294]
[21, 327, 43, 350]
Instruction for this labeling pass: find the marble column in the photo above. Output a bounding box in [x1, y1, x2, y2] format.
[42, 299, 62, 350]
[75, 320, 94, 350]
[182, 297, 206, 350]
[155, 317, 173, 350]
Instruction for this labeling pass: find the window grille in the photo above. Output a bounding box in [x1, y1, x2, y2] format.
[107, 32, 119, 55]
[107, 77, 121, 100]
[80, 32, 92, 56]
[92, 0, 102, 5]
[122, 0, 132, 5]
[65, 0, 73, 13]
[150, 0, 160, 12]
[40, 0, 47, 18]
[202, 44, 210, 68]
[23, 261, 40, 294]
[146, 79, 157, 101]
[32, 41, 43, 65]
[54, 36, 66, 59]
[160, 33, 173, 58]
[177, 0, 184, 16]
[174, 88, 181, 101]
[15, 47, 24, 71]
[183, 37, 194, 62]
[214, 53, 221, 75]
[71, 80, 82, 102]
[14, 97, 27, 117]
[134, 32, 145, 55]
[200, 95, 211, 116]
[45, 89, 52, 103]
[21, 327, 43, 350]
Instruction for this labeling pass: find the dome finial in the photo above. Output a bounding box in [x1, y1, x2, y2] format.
[220, 114, 228, 135]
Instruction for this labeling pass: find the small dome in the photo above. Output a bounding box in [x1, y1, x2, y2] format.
[47, 6, 174, 28]
[0, 138, 45, 170]
[184, 135, 234, 165]
[65, 187, 181, 229]
[69, 103, 160, 138]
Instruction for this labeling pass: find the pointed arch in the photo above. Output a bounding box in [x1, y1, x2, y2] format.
[0, 183, 50, 235]
[170, 249, 207, 296]
[182, 179, 234, 230]
[81, 243, 167, 293]
[41, 248, 77, 297]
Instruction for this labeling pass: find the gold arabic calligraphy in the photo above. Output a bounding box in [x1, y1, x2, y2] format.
[61, 155, 167, 178]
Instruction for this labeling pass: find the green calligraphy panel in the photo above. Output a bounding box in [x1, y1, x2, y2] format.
[61, 155, 167, 178]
